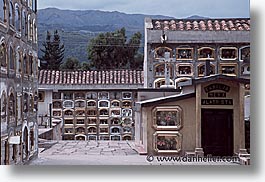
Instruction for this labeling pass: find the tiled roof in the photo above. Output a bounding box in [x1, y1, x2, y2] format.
[38, 70, 144, 85]
[152, 18, 250, 31]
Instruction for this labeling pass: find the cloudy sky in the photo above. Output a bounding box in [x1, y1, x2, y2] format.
[38, 0, 250, 18]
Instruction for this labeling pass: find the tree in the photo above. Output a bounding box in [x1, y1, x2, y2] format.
[40, 30, 65, 70]
[87, 28, 143, 70]
[60, 57, 81, 70]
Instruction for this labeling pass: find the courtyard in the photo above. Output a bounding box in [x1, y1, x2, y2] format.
[29, 141, 239, 166]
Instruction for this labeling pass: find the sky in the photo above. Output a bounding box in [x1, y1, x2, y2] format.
[38, 0, 250, 18]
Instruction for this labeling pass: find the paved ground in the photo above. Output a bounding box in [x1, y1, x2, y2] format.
[29, 141, 240, 166]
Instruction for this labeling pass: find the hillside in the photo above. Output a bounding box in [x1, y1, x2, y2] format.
[37, 8, 173, 63]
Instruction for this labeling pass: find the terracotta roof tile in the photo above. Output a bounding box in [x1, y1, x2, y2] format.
[153, 18, 250, 31]
[39, 70, 144, 85]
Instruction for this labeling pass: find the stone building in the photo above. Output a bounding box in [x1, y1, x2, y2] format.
[0, 0, 38, 165]
[134, 18, 250, 156]
[38, 17, 250, 157]
[38, 70, 144, 141]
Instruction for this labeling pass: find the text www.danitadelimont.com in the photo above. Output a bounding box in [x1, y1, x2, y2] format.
[146, 155, 240, 163]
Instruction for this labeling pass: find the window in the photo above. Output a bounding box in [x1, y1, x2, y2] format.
[23, 53, 28, 75]
[64, 92, 73, 100]
[75, 109, 85, 117]
[52, 101, 62, 109]
[99, 118, 108, 125]
[220, 47, 238, 60]
[122, 109, 132, 117]
[154, 132, 182, 153]
[15, 47, 21, 74]
[110, 108, 121, 117]
[99, 127, 109, 134]
[154, 78, 174, 89]
[98, 92, 109, 100]
[110, 126, 121, 134]
[122, 101, 132, 108]
[122, 92, 132, 100]
[75, 127, 85, 134]
[154, 47, 173, 59]
[87, 100, 96, 107]
[27, 14, 32, 41]
[99, 108, 108, 116]
[176, 48, 193, 60]
[122, 118, 132, 126]
[75, 100, 86, 108]
[8, 92, 15, 123]
[52, 92, 61, 99]
[220, 63, 238, 76]
[52, 110, 62, 118]
[64, 119, 74, 125]
[64, 109, 74, 117]
[9, 1, 14, 26]
[88, 126, 97, 134]
[63, 100, 74, 108]
[75, 92, 85, 99]
[64, 127, 74, 134]
[9, 45, 14, 70]
[0, 0, 5, 22]
[176, 64, 193, 76]
[241, 64, 250, 75]
[88, 118, 97, 125]
[21, 10, 26, 37]
[32, 0, 36, 12]
[75, 135, 86, 141]
[123, 126, 132, 134]
[23, 93, 28, 112]
[87, 109, 97, 116]
[0, 39, 6, 67]
[111, 118, 121, 125]
[198, 47, 215, 60]
[111, 100, 120, 107]
[154, 64, 165, 77]
[86, 92, 97, 99]
[198, 64, 215, 77]
[76, 119, 85, 125]
[1, 92, 7, 123]
[29, 55, 33, 75]
[153, 106, 183, 130]
[240, 46, 250, 63]
[15, 4, 20, 31]
[98, 100, 109, 108]
[110, 92, 121, 100]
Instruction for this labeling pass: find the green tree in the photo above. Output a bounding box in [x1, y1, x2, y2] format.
[40, 30, 65, 70]
[60, 57, 81, 70]
[87, 28, 143, 70]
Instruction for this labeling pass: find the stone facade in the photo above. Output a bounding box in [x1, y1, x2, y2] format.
[134, 18, 250, 156]
[0, 0, 38, 165]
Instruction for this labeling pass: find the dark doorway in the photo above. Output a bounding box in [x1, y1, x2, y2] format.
[202, 109, 233, 156]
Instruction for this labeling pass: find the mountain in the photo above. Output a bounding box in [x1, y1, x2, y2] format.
[186, 15, 209, 19]
[37, 8, 174, 63]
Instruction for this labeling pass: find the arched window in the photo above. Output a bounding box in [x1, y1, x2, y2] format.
[154, 47, 172, 59]
[21, 10, 26, 37]
[220, 47, 238, 60]
[27, 14, 32, 41]
[176, 48, 193, 60]
[154, 78, 174, 89]
[15, 4, 20, 31]
[9, 1, 14, 26]
[23, 93, 28, 113]
[1, 91, 7, 122]
[198, 64, 215, 77]
[9, 45, 15, 70]
[15, 47, 21, 74]
[0, 39, 6, 67]
[198, 47, 215, 60]
[23, 53, 28, 75]
[8, 92, 15, 122]
[240, 46, 250, 63]
[28, 54, 33, 75]
[0, 0, 5, 22]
